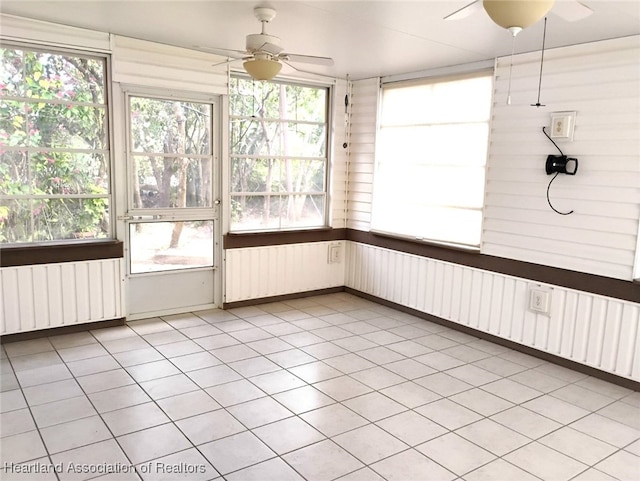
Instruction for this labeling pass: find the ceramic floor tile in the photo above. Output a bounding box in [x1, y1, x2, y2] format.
[139, 447, 218, 481]
[576, 377, 634, 400]
[343, 392, 407, 422]
[0, 408, 36, 438]
[338, 467, 386, 481]
[301, 342, 349, 360]
[417, 432, 496, 476]
[504, 442, 588, 481]
[4, 339, 54, 358]
[300, 403, 369, 437]
[186, 364, 242, 388]
[550, 384, 615, 412]
[450, 388, 514, 417]
[226, 396, 293, 428]
[253, 416, 325, 454]
[112, 347, 164, 367]
[414, 372, 473, 397]
[228, 356, 281, 378]
[40, 415, 112, 453]
[334, 423, 408, 464]
[509, 369, 570, 393]
[569, 468, 618, 481]
[262, 323, 305, 337]
[0, 430, 48, 464]
[415, 399, 482, 430]
[357, 346, 405, 364]
[279, 332, 325, 348]
[472, 356, 529, 377]
[210, 344, 259, 363]
[118, 423, 191, 465]
[446, 364, 502, 386]
[379, 381, 441, 409]
[456, 418, 530, 456]
[139, 373, 200, 400]
[414, 334, 459, 351]
[490, 405, 563, 439]
[102, 402, 170, 436]
[0, 389, 27, 413]
[156, 389, 220, 420]
[126, 359, 180, 383]
[385, 340, 433, 357]
[272, 385, 334, 414]
[76, 369, 135, 394]
[523, 394, 591, 424]
[229, 326, 273, 343]
[266, 349, 317, 368]
[194, 333, 240, 350]
[179, 324, 222, 339]
[323, 353, 377, 374]
[283, 439, 364, 481]
[176, 409, 246, 445]
[288, 361, 343, 383]
[199, 431, 275, 475]
[332, 336, 378, 352]
[15, 364, 73, 387]
[214, 319, 256, 333]
[314, 376, 373, 401]
[370, 449, 455, 481]
[91, 325, 138, 342]
[31, 395, 96, 428]
[155, 340, 204, 358]
[23, 378, 84, 406]
[51, 439, 131, 481]
[598, 400, 640, 430]
[249, 369, 307, 394]
[168, 351, 221, 372]
[570, 413, 640, 448]
[481, 378, 543, 404]
[225, 457, 303, 481]
[245, 338, 293, 355]
[89, 384, 151, 413]
[205, 379, 266, 407]
[57, 343, 109, 363]
[48, 332, 97, 350]
[463, 459, 540, 481]
[65, 355, 121, 377]
[383, 358, 436, 379]
[350, 366, 405, 390]
[594, 449, 639, 481]
[128, 318, 174, 336]
[377, 410, 447, 446]
[539, 426, 618, 465]
[292, 318, 332, 330]
[0, 457, 58, 481]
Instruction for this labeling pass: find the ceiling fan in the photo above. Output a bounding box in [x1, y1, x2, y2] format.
[445, 0, 593, 37]
[199, 6, 334, 81]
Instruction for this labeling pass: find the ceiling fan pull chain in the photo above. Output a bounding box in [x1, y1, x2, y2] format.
[506, 33, 516, 105]
[532, 17, 548, 107]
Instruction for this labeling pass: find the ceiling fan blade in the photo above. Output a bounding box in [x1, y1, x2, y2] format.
[444, 0, 482, 21]
[195, 46, 248, 59]
[551, 1, 593, 22]
[282, 61, 337, 80]
[212, 57, 244, 68]
[280, 53, 334, 66]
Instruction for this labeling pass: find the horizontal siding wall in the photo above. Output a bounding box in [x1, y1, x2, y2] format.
[225, 241, 346, 303]
[0, 259, 124, 335]
[483, 36, 640, 280]
[330, 79, 349, 229]
[347, 78, 379, 231]
[346, 242, 640, 381]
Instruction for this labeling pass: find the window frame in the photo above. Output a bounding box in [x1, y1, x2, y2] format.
[0, 41, 114, 246]
[371, 69, 494, 251]
[228, 74, 332, 233]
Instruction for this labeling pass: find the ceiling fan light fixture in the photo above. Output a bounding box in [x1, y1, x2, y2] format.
[243, 58, 282, 81]
[483, 0, 554, 30]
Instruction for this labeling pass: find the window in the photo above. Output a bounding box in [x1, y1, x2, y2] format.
[0, 45, 110, 243]
[372, 72, 493, 248]
[229, 77, 329, 231]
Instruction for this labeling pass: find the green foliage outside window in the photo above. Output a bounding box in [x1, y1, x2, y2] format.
[0, 46, 109, 243]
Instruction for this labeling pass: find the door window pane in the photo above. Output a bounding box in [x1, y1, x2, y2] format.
[129, 221, 214, 274]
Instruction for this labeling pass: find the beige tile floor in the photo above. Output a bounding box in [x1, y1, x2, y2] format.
[1, 292, 638, 481]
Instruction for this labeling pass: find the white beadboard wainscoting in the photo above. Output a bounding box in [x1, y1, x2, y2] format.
[346, 241, 640, 382]
[0, 259, 125, 335]
[224, 241, 346, 303]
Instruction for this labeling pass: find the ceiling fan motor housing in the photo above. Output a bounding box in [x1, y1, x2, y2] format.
[246, 33, 282, 54]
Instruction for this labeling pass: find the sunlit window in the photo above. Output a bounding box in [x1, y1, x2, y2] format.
[372, 72, 493, 248]
[229, 77, 329, 231]
[0, 45, 110, 243]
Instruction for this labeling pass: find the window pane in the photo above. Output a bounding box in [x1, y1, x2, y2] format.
[131, 98, 211, 155]
[28, 103, 107, 149]
[132, 155, 212, 209]
[32, 198, 109, 241]
[229, 77, 329, 232]
[373, 73, 492, 247]
[0, 199, 30, 243]
[0, 100, 27, 146]
[129, 221, 214, 274]
[1, 151, 29, 194]
[31, 152, 109, 195]
[0, 48, 24, 96]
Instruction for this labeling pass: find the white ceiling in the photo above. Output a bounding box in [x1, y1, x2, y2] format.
[1, 0, 639, 80]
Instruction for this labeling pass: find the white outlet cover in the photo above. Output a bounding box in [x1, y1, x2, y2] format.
[550, 111, 576, 141]
[529, 287, 552, 315]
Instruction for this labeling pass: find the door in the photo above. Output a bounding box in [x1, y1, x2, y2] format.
[122, 91, 220, 319]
